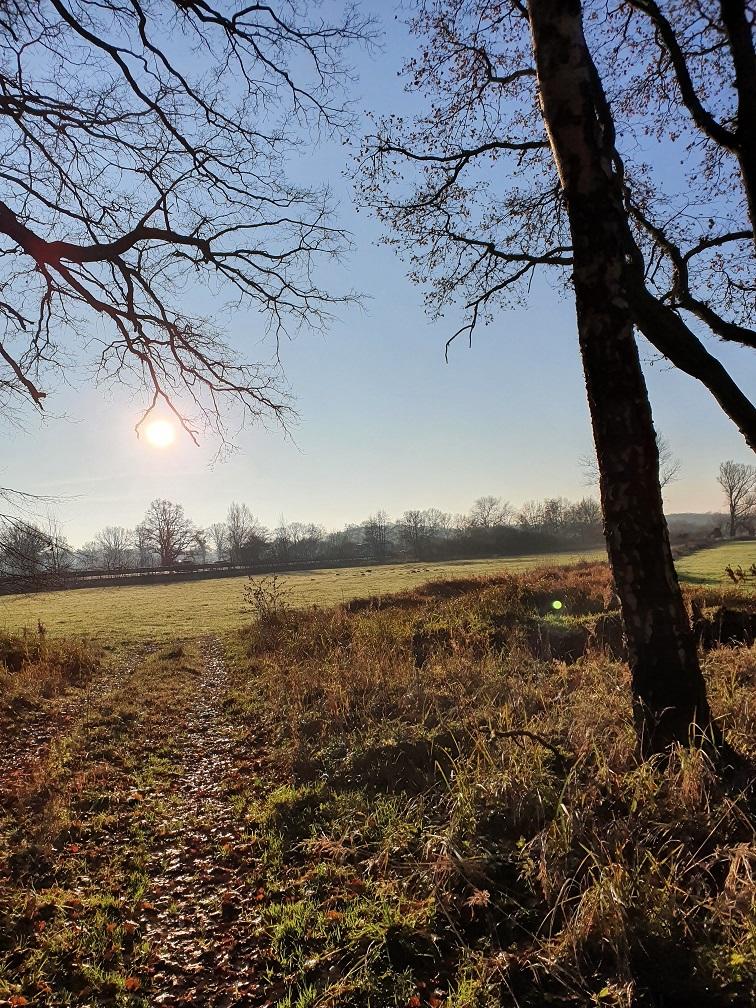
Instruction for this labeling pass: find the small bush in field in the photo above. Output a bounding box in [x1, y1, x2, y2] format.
[243, 574, 293, 623]
[0, 631, 100, 713]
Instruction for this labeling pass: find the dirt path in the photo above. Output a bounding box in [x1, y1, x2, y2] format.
[0, 636, 279, 1007]
[140, 637, 273, 1006]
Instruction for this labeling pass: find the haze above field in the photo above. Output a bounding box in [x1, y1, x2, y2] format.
[4, 7, 754, 544]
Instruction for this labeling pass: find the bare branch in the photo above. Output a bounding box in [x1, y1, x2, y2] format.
[0, 0, 371, 441]
[625, 0, 736, 149]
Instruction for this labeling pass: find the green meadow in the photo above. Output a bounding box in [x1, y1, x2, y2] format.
[0, 542, 753, 645]
[675, 539, 755, 585]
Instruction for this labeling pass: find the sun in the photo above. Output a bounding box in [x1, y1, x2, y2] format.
[143, 418, 176, 449]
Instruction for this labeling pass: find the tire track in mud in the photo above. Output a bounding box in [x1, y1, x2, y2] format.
[141, 636, 275, 1008]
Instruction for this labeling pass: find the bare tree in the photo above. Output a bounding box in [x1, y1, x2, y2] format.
[226, 503, 266, 563]
[272, 521, 293, 562]
[134, 523, 154, 568]
[289, 523, 325, 562]
[360, 6, 755, 453]
[542, 498, 569, 536]
[0, 521, 50, 584]
[41, 511, 72, 575]
[360, 0, 750, 752]
[565, 497, 603, 536]
[398, 509, 429, 558]
[619, 0, 756, 239]
[192, 529, 208, 565]
[265, 521, 322, 563]
[0, 2, 370, 442]
[0, 504, 70, 585]
[424, 507, 452, 535]
[208, 522, 229, 563]
[242, 525, 269, 563]
[468, 496, 511, 528]
[139, 499, 195, 566]
[76, 541, 103, 569]
[718, 460, 756, 538]
[0, 489, 55, 585]
[581, 434, 681, 489]
[517, 501, 545, 532]
[363, 510, 390, 560]
[97, 526, 133, 571]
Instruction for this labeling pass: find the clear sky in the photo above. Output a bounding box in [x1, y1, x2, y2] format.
[7, 7, 755, 546]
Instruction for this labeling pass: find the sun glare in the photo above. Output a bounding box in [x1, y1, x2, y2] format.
[143, 419, 176, 449]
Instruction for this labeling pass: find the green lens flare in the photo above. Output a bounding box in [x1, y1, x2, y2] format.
[551, 600, 563, 610]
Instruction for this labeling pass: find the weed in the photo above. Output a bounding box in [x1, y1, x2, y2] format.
[0, 632, 100, 714]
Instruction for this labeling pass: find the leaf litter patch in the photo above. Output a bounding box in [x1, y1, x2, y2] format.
[0, 638, 279, 1007]
[139, 638, 280, 1007]
[0, 652, 132, 811]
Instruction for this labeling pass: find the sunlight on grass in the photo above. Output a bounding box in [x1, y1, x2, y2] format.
[675, 540, 755, 587]
[0, 552, 603, 645]
[0, 543, 753, 646]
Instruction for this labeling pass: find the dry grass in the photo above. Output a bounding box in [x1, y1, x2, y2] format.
[0, 542, 752, 648]
[225, 562, 756, 1007]
[0, 644, 206, 1006]
[0, 631, 101, 722]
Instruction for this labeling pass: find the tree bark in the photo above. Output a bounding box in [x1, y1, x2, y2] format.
[721, 0, 756, 239]
[528, 0, 717, 755]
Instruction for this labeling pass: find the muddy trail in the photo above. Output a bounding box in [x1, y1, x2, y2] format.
[0, 637, 280, 1008]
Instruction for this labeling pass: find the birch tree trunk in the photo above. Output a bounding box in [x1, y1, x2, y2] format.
[528, 0, 717, 755]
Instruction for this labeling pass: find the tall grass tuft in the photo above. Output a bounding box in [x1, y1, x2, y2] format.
[0, 630, 100, 715]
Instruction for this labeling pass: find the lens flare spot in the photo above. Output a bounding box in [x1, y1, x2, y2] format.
[551, 600, 563, 611]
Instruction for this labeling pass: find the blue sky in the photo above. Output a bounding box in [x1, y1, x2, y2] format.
[8, 6, 755, 545]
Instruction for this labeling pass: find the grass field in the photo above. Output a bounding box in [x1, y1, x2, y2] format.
[3, 554, 756, 1006]
[0, 541, 753, 645]
[0, 551, 603, 644]
[675, 539, 756, 585]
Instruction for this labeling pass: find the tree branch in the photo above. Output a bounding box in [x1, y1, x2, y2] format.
[626, 0, 737, 150]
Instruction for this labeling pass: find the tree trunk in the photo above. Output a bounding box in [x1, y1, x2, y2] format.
[528, 0, 717, 755]
[721, 0, 756, 240]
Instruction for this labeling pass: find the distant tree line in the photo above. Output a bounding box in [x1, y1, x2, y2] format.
[0, 494, 606, 582]
[4, 458, 752, 585]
